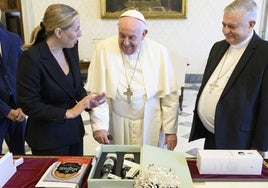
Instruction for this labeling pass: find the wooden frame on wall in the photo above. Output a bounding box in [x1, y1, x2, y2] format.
[101, 0, 187, 19]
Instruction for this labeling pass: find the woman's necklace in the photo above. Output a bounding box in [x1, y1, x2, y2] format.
[121, 48, 141, 103]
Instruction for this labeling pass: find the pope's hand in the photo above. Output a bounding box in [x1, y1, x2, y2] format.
[165, 134, 177, 150]
[93, 129, 111, 144]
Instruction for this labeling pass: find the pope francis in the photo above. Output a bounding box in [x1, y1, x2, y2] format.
[84, 10, 179, 150]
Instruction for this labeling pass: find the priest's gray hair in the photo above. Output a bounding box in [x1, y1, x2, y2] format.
[224, 0, 257, 21]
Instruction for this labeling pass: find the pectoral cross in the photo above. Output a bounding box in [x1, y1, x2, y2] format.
[123, 85, 133, 103]
[209, 80, 218, 93]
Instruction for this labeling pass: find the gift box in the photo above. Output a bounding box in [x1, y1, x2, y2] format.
[88, 144, 194, 188]
[197, 150, 263, 175]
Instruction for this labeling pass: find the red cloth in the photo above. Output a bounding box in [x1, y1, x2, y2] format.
[3, 156, 267, 187]
[187, 159, 268, 181]
[3, 157, 90, 188]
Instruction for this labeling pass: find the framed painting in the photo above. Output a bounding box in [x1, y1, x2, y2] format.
[101, 0, 187, 19]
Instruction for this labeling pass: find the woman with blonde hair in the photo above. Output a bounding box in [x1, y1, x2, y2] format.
[17, 4, 105, 156]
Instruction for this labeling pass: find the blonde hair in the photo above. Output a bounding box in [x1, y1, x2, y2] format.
[22, 26, 41, 50]
[23, 4, 79, 50]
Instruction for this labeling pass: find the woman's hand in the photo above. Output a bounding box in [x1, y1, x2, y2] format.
[87, 92, 106, 109]
[65, 92, 106, 119]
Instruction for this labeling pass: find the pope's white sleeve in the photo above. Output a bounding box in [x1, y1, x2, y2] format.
[161, 91, 179, 134]
[89, 102, 109, 131]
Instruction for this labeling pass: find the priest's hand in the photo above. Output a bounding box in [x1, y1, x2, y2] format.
[93, 129, 110, 144]
[165, 134, 177, 150]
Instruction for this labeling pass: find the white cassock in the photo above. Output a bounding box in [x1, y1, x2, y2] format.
[84, 36, 179, 147]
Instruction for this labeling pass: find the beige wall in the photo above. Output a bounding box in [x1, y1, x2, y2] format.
[21, 0, 264, 74]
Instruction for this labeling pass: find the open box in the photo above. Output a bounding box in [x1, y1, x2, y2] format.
[88, 144, 194, 188]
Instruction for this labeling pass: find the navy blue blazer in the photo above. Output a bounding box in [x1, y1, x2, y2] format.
[0, 27, 25, 154]
[0, 28, 23, 118]
[17, 41, 87, 150]
[189, 32, 268, 151]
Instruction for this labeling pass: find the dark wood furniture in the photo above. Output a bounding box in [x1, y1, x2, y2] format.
[0, 0, 24, 42]
[79, 60, 90, 83]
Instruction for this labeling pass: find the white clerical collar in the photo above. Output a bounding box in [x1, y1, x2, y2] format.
[230, 31, 253, 49]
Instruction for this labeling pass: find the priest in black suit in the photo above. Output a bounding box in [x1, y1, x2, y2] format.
[189, 0, 268, 158]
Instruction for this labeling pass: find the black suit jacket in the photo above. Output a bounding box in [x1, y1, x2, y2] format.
[189, 32, 268, 151]
[17, 41, 87, 150]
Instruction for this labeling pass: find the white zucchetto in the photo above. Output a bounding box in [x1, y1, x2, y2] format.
[119, 10, 146, 24]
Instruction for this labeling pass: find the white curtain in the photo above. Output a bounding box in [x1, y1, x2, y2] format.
[20, 0, 87, 43]
[259, 0, 268, 39]
[21, 0, 34, 43]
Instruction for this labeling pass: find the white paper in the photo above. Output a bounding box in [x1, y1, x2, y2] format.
[0, 152, 16, 187]
[14, 157, 24, 167]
